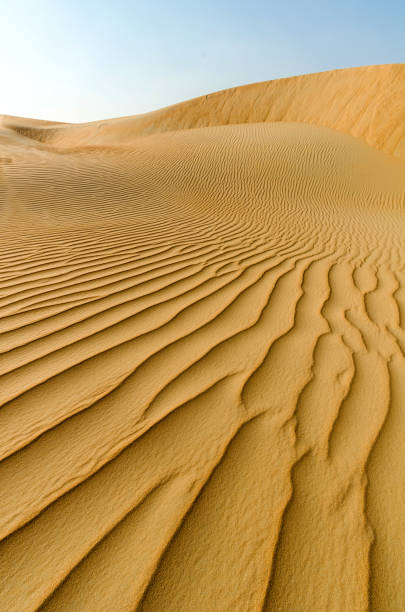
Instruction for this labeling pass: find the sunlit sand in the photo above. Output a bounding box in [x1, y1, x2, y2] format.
[0, 63, 404, 611]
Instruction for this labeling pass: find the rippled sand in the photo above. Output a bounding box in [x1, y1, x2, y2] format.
[0, 64, 404, 611]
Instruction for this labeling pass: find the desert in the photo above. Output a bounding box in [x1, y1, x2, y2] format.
[0, 63, 404, 610]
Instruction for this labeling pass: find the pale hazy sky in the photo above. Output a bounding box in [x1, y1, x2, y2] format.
[0, 0, 403, 122]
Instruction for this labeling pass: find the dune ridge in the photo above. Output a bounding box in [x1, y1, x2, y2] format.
[0, 65, 404, 611]
[2, 63, 404, 158]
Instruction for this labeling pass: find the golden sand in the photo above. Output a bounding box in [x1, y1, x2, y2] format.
[0, 64, 404, 611]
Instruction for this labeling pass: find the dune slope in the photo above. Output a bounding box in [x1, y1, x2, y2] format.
[2, 63, 404, 158]
[0, 65, 404, 611]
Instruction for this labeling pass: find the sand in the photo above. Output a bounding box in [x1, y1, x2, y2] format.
[0, 64, 404, 611]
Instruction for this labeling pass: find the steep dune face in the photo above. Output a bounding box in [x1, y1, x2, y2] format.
[0, 67, 405, 611]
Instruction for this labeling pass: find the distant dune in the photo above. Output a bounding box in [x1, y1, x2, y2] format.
[0, 64, 404, 611]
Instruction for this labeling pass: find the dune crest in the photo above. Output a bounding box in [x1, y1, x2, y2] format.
[2, 63, 404, 158]
[0, 66, 404, 611]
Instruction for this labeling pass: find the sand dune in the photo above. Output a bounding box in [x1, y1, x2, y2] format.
[2, 63, 404, 157]
[0, 65, 404, 611]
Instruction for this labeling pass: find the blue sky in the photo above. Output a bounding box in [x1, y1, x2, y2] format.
[0, 0, 403, 122]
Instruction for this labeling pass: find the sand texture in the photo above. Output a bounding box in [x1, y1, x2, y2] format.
[0, 64, 404, 611]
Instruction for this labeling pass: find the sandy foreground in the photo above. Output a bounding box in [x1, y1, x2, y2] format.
[0, 64, 404, 611]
